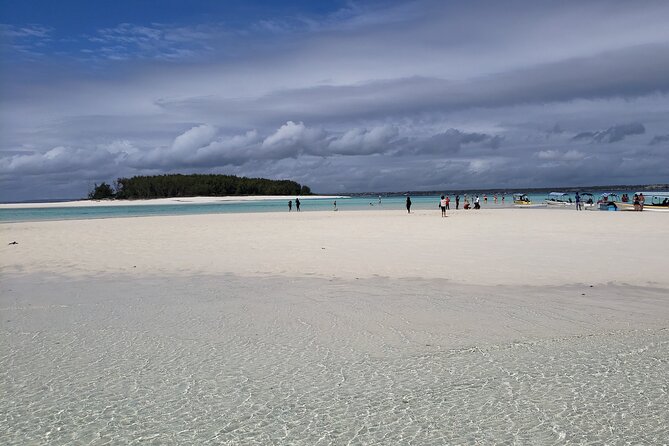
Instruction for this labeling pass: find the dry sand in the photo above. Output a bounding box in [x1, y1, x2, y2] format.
[2, 208, 668, 287]
[1, 208, 668, 444]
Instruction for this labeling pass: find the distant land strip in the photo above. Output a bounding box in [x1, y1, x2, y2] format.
[89, 174, 312, 200]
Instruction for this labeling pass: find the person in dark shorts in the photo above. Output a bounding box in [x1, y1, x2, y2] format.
[455, 195, 460, 210]
[439, 195, 447, 217]
[288, 200, 292, 211]
[406, 196, 412, 213]
[296, 197, 301, 211]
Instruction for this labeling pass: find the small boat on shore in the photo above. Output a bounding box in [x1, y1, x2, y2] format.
[545, 192, 573, 206]
[513, 193, 530, 205]
[598, 193, 620, 211]
[579, 192, 596, 209]
[513, 193, 545, 208]
[615, 191, 669, 212]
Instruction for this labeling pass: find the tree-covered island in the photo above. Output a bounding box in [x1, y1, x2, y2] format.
[88, 174, 312, 200]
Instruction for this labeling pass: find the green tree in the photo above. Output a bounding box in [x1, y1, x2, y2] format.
[88, 182, 115, 199]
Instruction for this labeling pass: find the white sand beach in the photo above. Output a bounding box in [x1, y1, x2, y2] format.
[2, 208, 668, 444]
[0, 195, 346, 209]
[2, 208, 668, 287]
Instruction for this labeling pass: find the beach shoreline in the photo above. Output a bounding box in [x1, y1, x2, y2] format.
[0, 194, 348, 209]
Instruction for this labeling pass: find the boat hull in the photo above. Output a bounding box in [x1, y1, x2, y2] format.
[615, 202, 669, 212]
[545, 200, 573, 207]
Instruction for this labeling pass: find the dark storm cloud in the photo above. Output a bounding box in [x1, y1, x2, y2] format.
[197, 43, 669, 126]
[413, 129, 502, 155]
[648, 134, 669, 145]
[572, 123, 646, 143]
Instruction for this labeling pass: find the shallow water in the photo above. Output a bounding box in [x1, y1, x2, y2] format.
[0, 190, 638, 222]
[1, 275, 667, 445]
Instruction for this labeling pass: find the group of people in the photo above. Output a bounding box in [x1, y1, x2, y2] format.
[435, 194, 481, 216]
[403, 194, 485, 216]
[287, 198, 300, 212]
[482, 194, 505, 204]
[619, 193, 646, 211]
[632, 193, 645, 211]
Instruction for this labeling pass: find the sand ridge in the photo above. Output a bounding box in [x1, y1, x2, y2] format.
[2, 208, 668, 287]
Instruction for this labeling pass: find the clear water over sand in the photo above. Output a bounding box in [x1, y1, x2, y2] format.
[2, 275, 667, 445]
[0, 190, 638, 222]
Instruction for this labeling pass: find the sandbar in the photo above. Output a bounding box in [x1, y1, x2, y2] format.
[1, 208, 668, 444]
[0, 195, 347, 209]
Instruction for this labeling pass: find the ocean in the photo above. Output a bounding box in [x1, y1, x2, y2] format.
[0, 191, 636, 223]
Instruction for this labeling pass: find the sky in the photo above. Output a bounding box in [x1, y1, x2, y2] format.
[1, 0, 669, 200]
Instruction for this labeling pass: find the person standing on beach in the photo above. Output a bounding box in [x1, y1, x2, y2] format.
[440, 195, 447, 217]
[288, 200, 292, 212]
[296, 197, 301, 211]
[639, 193, 645, 211]
[333, 200, 337, 211]
[445, 195, 450, 210]
[406, 196, 412, 213]
[575, 192, 582, 211]
[455, 195, 460, 210]
[474, 195, 481, 209]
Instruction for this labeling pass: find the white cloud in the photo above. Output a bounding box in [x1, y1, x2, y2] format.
[0, 146, 118, 176]
[537, 149, 586, 161]
[328, 125, 398, 155]
[171, 124, 217, 153]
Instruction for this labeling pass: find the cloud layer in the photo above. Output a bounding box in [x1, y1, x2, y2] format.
[2, 1, 669, 200]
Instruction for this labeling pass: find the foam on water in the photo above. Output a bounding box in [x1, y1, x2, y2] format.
[1, 275, 667, 444]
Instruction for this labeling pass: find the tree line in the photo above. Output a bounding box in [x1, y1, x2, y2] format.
[88, 174, 312, 200]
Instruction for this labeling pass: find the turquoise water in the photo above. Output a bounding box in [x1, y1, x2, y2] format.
[0, 191, 637, 223]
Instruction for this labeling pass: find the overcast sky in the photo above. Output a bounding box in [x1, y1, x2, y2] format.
[1, 0, 669, 200]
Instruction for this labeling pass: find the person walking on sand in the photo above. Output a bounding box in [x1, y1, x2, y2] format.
[333, 200, 337, 211]
[445, 195, 450, 210]
[639, 193, 645, 211]
[575, 192, 582, 211]
[455, 194, 460, 210]
[406, 196, 412, 213]
[440, 195, 447, 217]
[474, 195, 481, 210]
[296, 197, 301, 211]
[288, 200, 292, 212]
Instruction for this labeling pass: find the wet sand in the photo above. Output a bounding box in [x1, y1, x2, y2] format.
[1, 209, 668, 444]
